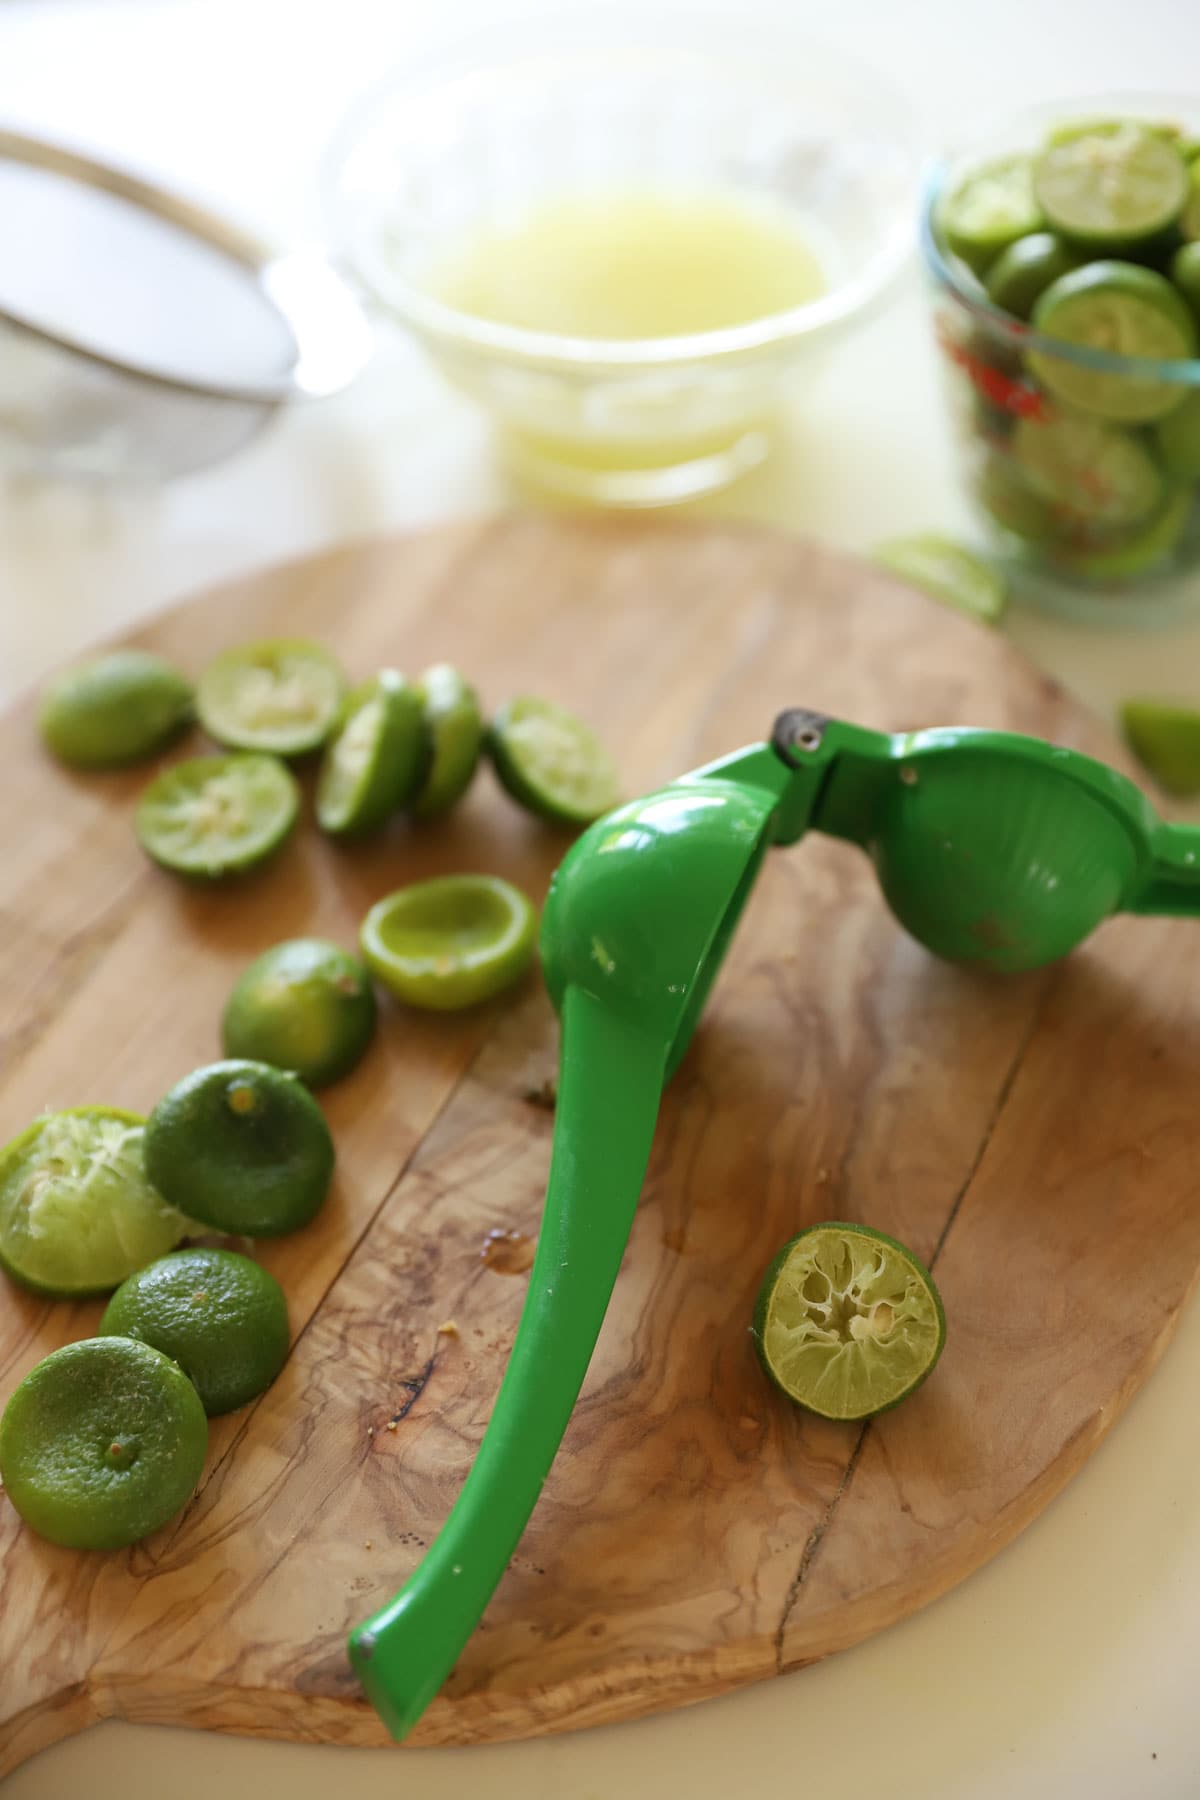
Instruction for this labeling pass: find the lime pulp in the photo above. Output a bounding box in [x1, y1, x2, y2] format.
[488, 697, 622, 825]
[1012, 412, 1164, 529]
[316, 671, 426, 837]
[0, 1107, 189, 1297]
[222, 938, 377, 1088]
[39, 650, 194, 770]
[136, 752, 299, 880]
[100, 1247, 290, 1416]
[0, 1336, 208, 1549]
[753, 1222, 946, 1421]
[197, 639, 345, 758]
[360, 875, 537, 1011]
[873, 535, 1007, 624]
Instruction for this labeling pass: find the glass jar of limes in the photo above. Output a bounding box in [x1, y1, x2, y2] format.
[922, 95, 1200, 626]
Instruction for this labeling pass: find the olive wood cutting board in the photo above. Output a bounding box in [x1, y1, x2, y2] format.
[3, 517, 1198, 1776]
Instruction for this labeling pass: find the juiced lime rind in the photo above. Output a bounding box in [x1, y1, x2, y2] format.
[316, 671, 426, 837]
[488, 696, 622, 825]
[873, 535, 1008, 623]
[360, 875, 537, 1011]
[39, 650, 194, 770]
[135, 752, 299, 880]
[0, 1106, 190, 1298]
[0, 1336, 208, 1549]
[752, 1221, 946, 1422]
[197, 639, 346, 758]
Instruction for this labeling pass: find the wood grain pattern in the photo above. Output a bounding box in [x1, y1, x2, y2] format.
[2, 517, 1198, 1775]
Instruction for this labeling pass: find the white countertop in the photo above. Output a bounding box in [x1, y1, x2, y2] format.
[3, 2, 1200, 1796]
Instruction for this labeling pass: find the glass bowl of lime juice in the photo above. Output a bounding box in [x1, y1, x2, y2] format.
[325, 8, 917, 506]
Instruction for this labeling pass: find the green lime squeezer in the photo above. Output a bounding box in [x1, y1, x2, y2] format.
[350, 707, 1200, 1735]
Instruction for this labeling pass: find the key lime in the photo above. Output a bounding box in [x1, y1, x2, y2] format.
[983, 231, 1081, 321]
[39, 649, 194, 771]
[1047, 486, 1192, 583]
[939, 154, 1043, 275]
[136, 752, 299, 880]
[752, 1222, 946, 1422]
[1181, 160, 1200, 239]
[361, 875, 537, 1011]
[316, 670, 425, 837]
[0, 1336, 207, 1549]
[1033, 122, 1189, 250]
[410, 664, 484, 820]
[1120, 698, 1200, 795]
[144, 1060, 335, 1239]
[197, 639, 345, 758]
[221, 938, 376, 1088]
[0, 1107, 189, 1298]
[1012, 412, 1164, 528]
[873, 535, 1007, 624]
[488, 697, 622, 826]
[1170, 241, 1200, 318]
[1156, 389, 1200, 478]
[1030, 261, 1197, 421]
[100, 1247, 289, 1416]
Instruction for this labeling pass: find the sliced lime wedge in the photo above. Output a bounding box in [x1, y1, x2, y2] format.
[1033, 122, 1189, 249]
[1013, 412, 1164, 528]
[1121, 698, 1200, 795]
[488, 697, 622, 826]
[753, 1223, 946, 1422]
[874, 535, 1007, 624]
[1030, 261, 1197, 421]
[939, 154, 1043, 275]
[197, 639, 345, 758]
[136, 752, 299, 880]
[316, 671, 425, 837]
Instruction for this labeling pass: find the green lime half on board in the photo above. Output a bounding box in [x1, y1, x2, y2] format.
[0, 1336, 208, 1550]
[753, 1222, 946, 1422]
[316, 671, 425, 837]
[488, 697, 622, 826]
[361, 875, 537, 1011]
[1033, 122, 1189, 250]
[939, 154, 1044, 275]
[197, 639, 345, 758]
[873, 535, 1007, 624]
[983, 232, 1081, 321]
[136, 752, 299, 880]
[1047, 487, 1192, 584]
[145, 1060, 335, 1240]
[222, 938, 377, 1088]
[410, 664, 485, 820]
[1029, 261, 1196, 421]
[1120, 698, 1200, 795]
[0, 1107, 190, 1298]
[1012, 412, 1164, 528]
[39, 650, 193, 770]
[100, 1247, 290, 1417]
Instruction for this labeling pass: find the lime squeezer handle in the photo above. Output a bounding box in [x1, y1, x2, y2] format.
[349, 986, 667, 1740]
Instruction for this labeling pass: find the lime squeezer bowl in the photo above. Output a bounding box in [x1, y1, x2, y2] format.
[325, 9, 918, 506]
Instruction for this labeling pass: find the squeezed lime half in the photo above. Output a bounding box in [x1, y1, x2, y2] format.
[753, 1222, 946, 1422]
